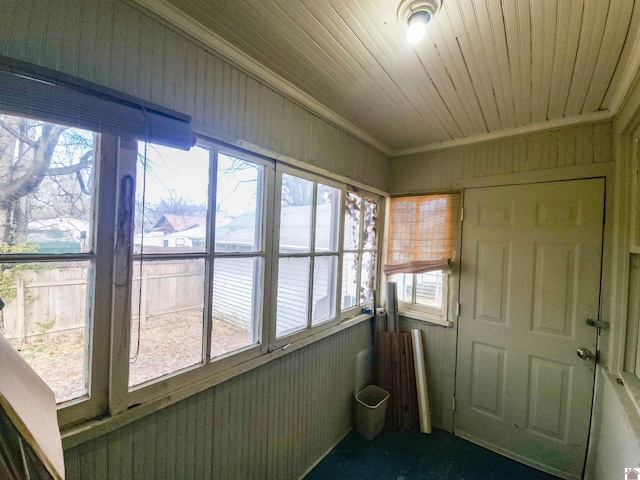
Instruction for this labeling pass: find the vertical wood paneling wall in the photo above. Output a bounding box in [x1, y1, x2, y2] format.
[62, 321, 371, 479]
[0, 0, 388, 190]
[389, 121, 613, 193]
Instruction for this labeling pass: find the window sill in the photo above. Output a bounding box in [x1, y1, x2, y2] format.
[60, 312, 373, 449]
[618, 371, 640, 420]
[398, 308, 453, 327]
[607, 371, 640, 445]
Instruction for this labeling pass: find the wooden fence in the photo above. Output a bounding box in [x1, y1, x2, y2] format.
[0, 257, 321, 343]
[1, 261, 207, 344]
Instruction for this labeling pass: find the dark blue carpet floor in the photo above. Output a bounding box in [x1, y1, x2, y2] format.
[305, 428, 561, 480]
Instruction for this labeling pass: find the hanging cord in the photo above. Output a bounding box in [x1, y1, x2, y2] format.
[130, 107, 152, 363]
[130, 139, 149, 363]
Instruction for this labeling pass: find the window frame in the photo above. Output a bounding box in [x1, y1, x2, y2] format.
[268, 166, 383, 349]
[115, 140, 276, 411]
[341, 190, 381, 319]
[0, 129, 119, 427]
[0, 105, 384, 429]
[392, 270, 451, 325]
[270, 165, 345, 348]
[384, 193, 459, 327]
[622, 127, 640, 397]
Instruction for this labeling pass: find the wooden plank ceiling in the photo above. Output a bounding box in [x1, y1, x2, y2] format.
[155, 0, 640, 154]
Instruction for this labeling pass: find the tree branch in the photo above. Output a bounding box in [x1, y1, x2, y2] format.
[0, 124, 65, 205]
[46, 150, 92, 176]
[0, 118, 37, 148]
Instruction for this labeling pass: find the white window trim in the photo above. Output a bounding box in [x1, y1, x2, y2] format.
[106, 140, 384, 414]
[61, 311, 373, 448]
[122, 140, 276, 410]
[381, 194, 456, 329]
[620, 126, 640, 419]
[0, 122, 383, 430]
[396, 270, 452, 327]
[340, 190, 381, 320]
[270, 165, 345, 349]
[56, 134, 119, 427]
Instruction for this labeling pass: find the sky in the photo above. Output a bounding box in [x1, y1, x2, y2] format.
[137, 144, 259, 224]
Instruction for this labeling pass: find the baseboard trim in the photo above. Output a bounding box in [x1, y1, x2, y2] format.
[454, 430, 577, 480]
[298, 427, 354, 480]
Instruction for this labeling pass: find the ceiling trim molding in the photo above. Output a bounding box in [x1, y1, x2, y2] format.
[133, 0, 392, 156]
[392, 111, 613, 157]
[609, 23, 640, 116]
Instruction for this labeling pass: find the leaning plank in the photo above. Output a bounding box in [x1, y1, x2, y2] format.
[392, 333, 402, 429]
[411, 329, 432, 433]
[375, 331, 419, 431]
[404, 333, 419, 429]
[375, 332, 393, 428]
[0, 334, 65, 479]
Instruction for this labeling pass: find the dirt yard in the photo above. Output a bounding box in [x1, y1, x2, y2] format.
[11, 309, 251, 404]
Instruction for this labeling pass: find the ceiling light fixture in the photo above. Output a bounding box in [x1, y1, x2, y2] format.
[397, 0, 442, 45]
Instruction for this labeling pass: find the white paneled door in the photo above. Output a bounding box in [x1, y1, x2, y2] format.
[454, 179, 604, 480]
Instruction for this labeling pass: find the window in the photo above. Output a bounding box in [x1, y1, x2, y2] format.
[0, 113, 110, 425]
[273, 168, 381, 344]
[0, 63, 382, 428]
[211, 152, 266, 358]
[385, 193, 460, 323]
[626, 254, 640, 380]
[124, 144, 271, 406]
[343, 191, 379, 311]
[275, 170, 341, 339]
[129, 142, 211, 388]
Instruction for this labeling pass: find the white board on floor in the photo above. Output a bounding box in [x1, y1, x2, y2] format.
[0, 334, 65, 479]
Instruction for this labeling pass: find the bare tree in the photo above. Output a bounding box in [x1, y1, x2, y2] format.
[0, 114, 94, 246]
[157, 191, 207, 217]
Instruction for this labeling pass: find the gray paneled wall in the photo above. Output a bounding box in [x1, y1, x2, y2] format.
[389, 121, 613, 193]
[64, 320, 372, 479]
[0, 0, 388, 190]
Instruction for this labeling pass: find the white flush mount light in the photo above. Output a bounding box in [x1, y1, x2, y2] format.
[397, 0, 442, 45]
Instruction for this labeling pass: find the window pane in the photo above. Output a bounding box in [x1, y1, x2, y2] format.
[315, 184, 340, 253]
[312, 256, 338, 325]
[129, 259, 205, 387]
[344, 192, 361, 250]
[360, 251, 376, 303]
[276, 257, 310, 337]
[363, 198, 378, 250]
[391, 273, 414, 303]
[0, 114, 96, 253]
[215, 154, 263, 253]
[280, 174, 313, 253]
[416, 270, 444, 309]
[211, 257, 261, 357]
[342, 252, 358, 310]
[1, 260, 91, 403]
[134, 143, 210, 254]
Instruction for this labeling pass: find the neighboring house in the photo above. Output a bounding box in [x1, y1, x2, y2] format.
[135, 225, 207, 249]
[135, 215, 207, 250]
[27, 218, 89, 253]
[627, 468, 640, 480]
[151, 214, 206, 234]
[136, 205, 339, 334]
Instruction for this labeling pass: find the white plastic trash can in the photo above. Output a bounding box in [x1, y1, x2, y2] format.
[355, 385, 390, 440]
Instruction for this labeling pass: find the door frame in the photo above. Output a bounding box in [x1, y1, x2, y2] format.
[450, 162, 613, 474]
